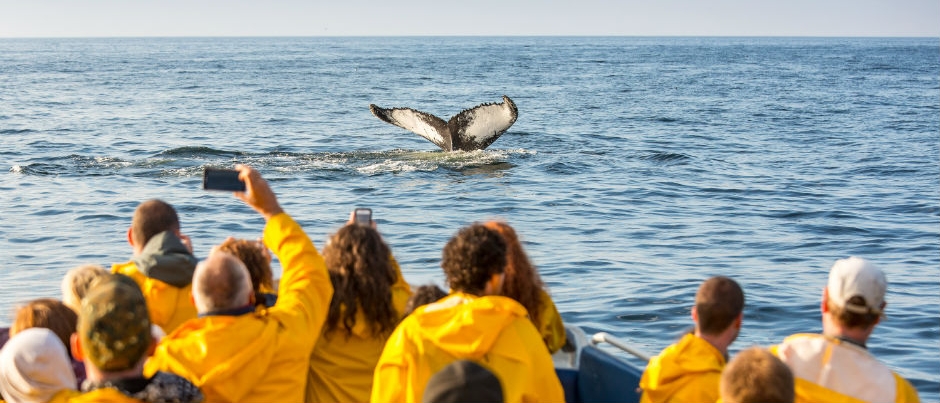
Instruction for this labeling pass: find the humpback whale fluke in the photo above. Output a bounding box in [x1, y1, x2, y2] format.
[370, 96, 518, 151]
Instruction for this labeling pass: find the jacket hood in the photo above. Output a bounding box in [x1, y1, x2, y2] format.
[146, 313, 279, 402]
[640, 333, 725, 401]
[412, 293, 528, 359]
[133, 231, 197, 287]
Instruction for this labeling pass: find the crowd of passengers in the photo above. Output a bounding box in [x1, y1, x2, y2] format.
[0, 165, 921, 403]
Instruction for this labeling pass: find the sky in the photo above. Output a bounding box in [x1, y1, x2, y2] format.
[1, 0, 938, 38]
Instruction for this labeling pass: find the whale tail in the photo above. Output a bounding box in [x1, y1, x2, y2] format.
[370, 96, 518, 151]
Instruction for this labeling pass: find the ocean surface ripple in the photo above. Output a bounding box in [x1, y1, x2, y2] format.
[1, 36, 937, 399]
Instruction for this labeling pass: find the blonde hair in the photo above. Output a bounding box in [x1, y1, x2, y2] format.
[720, 346, 794, 403]
[60, 264, 110, 313]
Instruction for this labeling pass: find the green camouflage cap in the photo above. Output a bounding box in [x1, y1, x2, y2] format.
[78, 274, 152, 372]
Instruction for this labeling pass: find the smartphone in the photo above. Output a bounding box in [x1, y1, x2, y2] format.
[354, 208, 372, 225]
[203, 168, 246, 192]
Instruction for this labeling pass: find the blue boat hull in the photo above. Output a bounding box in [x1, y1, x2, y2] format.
[553, 326, 646, 403]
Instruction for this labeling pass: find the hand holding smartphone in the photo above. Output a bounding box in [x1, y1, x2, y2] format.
[203, 168, 246, 192]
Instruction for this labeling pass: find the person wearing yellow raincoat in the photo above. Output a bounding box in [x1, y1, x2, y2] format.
[371, 223, 564, 403]
[771, 257, 919, 403]
[69, 269, 203, 403]
[534, 283, 566, 352]
[305, 221, 413, 403]
[112, 199, 198, 335]
[144, 165, 333, 403]
[639, 276, 745, 403]
[483, 221, 566, 354]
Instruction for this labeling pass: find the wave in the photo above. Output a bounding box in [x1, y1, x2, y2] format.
[154, 146, 250, 158]
[638, 151, 692, 164]
[8, 148, 532, 178]
[1, 128, 36, 135]
[9, 155, 133, 176]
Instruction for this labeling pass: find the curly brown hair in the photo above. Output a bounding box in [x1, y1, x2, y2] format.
[484, 221, 546, 327]
[404, 283, 448, 316]
[322, 224, 399, 338]
[441, 224, 506, 296]
[216, 238, 275, 307]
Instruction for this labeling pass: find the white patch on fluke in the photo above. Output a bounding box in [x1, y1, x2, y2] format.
[384, 109, 446, 147]
[370, 96, 518, 151]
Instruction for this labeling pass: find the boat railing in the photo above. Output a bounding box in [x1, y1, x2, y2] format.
[590, 332, 652, 363]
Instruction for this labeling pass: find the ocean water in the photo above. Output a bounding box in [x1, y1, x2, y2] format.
[1, 36, 937, 398]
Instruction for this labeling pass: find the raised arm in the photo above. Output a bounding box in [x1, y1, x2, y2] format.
[234, 165, 332, 339]
[234, 164, 284, 220]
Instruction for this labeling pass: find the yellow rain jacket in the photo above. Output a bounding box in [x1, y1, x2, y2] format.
[639, 333, 725, 403]
[771, 334, 920, 403]
[47, 390, 81, 403]
[66, 388, 142, 402]
[111, 262, 196, 335]
[144, 213, 333, 403]
[371, 292, 564, 403]
[305, 258, 412, 403]
[536, 288, 567, 353]
[112, 231, 199, 334]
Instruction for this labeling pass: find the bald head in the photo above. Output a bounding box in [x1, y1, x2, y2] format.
[192, 252, 252, 314]
[131, 199, 180, 247]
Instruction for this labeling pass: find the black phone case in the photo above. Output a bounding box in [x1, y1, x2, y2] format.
[203, 168, 246, 191]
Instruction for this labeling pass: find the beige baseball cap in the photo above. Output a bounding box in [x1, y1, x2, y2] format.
[827, 256, 887, 316]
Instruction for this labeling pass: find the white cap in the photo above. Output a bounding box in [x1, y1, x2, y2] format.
[827, 256, 887, 316]
[0, 327, 77, 403]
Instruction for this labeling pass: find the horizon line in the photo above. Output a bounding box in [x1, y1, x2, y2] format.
[2, 34, 937, 40]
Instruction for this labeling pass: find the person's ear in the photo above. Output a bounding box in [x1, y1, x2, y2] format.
[177, 231, 193, 254]
[691, 305, 698, 322]
[70, 333, 84, 362]
[127, 227, 135, 248]
[874, 302, 887, 326]
[734, 312, 743, 329]
[821, 287, 830, 313]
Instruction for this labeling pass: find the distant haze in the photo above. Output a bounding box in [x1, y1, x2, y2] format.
[1, 0, 937, 38]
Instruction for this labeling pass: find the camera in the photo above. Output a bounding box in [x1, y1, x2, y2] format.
[203, 168, 246, 192]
